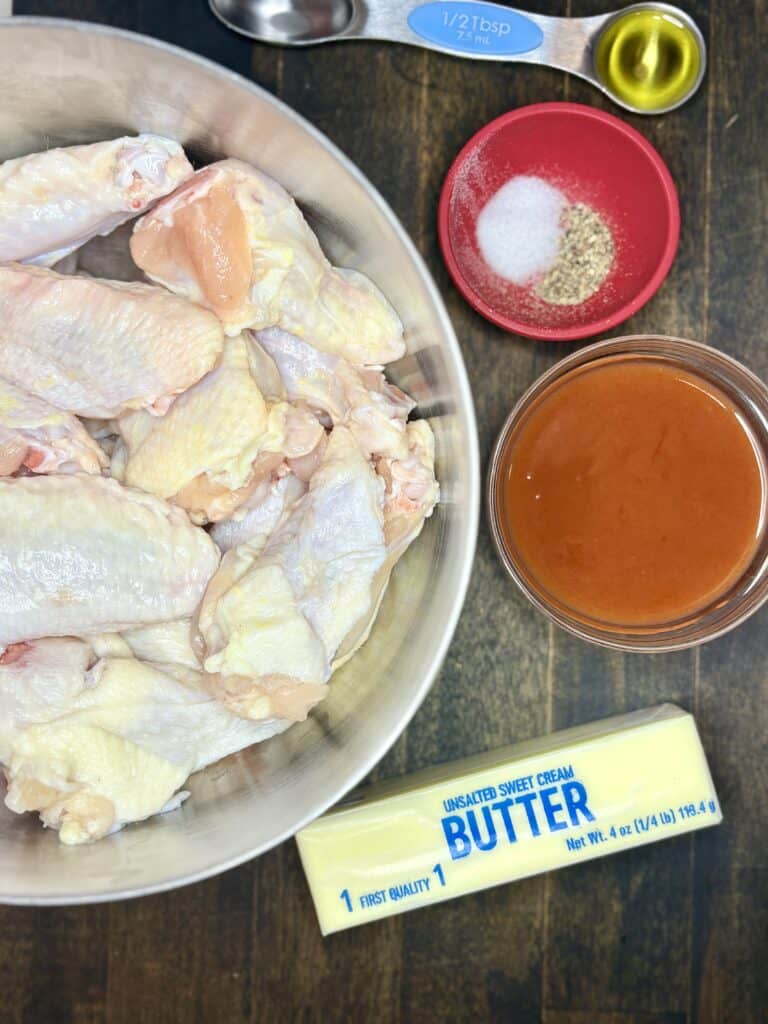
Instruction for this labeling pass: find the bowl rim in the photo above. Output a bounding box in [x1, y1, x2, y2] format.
[0, 15, 480, 905]
[437, 101, 681, 341]
[487, 334, 768, 651]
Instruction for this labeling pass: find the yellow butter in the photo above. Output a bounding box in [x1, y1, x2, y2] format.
[296, 704, 721, 934]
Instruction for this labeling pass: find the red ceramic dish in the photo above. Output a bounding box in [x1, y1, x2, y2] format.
[437, 103, 680, 341]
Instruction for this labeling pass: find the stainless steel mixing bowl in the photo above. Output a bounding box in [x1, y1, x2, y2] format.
[0, 17, 479, 904]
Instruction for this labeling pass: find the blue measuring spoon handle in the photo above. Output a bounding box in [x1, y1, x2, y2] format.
[406, 1, 544, 56]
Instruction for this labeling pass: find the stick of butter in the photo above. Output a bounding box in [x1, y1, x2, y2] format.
[296, 704, 721, 934]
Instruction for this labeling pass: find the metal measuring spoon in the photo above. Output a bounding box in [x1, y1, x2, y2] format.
[209, 1, 705, 115]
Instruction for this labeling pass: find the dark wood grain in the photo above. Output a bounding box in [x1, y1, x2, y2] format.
[541, 4, 712, 1020]
[6, 1, 768, 1022]
[690, 7, 768, 1020]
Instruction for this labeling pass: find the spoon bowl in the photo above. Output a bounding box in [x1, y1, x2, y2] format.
[211, 0, 354, 45]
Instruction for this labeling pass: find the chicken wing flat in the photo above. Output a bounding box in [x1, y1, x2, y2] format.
[0, 475, 219, 645]
[0, 264, 223, 418]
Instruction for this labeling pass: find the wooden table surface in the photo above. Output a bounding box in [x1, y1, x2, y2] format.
[5, 2, 767, 1021]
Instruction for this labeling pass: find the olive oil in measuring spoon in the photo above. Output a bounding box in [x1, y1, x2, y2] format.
[595, 6, 703, 112]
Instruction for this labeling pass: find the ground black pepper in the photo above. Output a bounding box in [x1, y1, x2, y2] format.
[534, 204, 614, 305]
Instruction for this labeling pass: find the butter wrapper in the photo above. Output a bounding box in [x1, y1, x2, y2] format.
[296, 704, 721, 934]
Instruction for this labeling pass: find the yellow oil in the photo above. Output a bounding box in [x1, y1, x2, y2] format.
[595, 8, 702, 112]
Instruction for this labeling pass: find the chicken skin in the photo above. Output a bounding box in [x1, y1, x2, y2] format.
[0, 135, 193, 266]
[0, 138, 440, 848]
[209, 473, 307, 553]
[120, 620, 202, 671]
[255, 328, 414, 459]
[338, 419, 440, 665]
[198, 427, 388, 722]
[0, 377, 106, 475]
[0, 475, 219, 646]
[0, 640, 285, 844]
[0, 264, 223, 418]
[130, 160, 405, 364]
[113, 334, 323, 523]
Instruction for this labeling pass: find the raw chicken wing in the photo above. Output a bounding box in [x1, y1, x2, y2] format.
[130, 160, 405, 364]
[121, 620, 202, 671]
[198, 427, 387, 722]
[255, 328, 414, 459]
[210, 473, 307, 553]
[114, 334, 323, 522]
[0, 135, 193, 266]
[0, 377, 106, 475]
[379, 421, 440, 541]
[0, 136, 440, 848]
[0, 641, 285, 844]
[0, 475, 219, 646]
[337, 420, 440, 665]
[0, 264, 223, 418]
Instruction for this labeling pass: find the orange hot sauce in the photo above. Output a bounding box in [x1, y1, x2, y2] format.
[497, 360, 765, 626]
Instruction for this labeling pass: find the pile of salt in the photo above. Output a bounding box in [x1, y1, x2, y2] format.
[476, 175, 566, 284]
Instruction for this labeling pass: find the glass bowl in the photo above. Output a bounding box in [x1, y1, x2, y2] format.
[488, 335, 768, 652]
